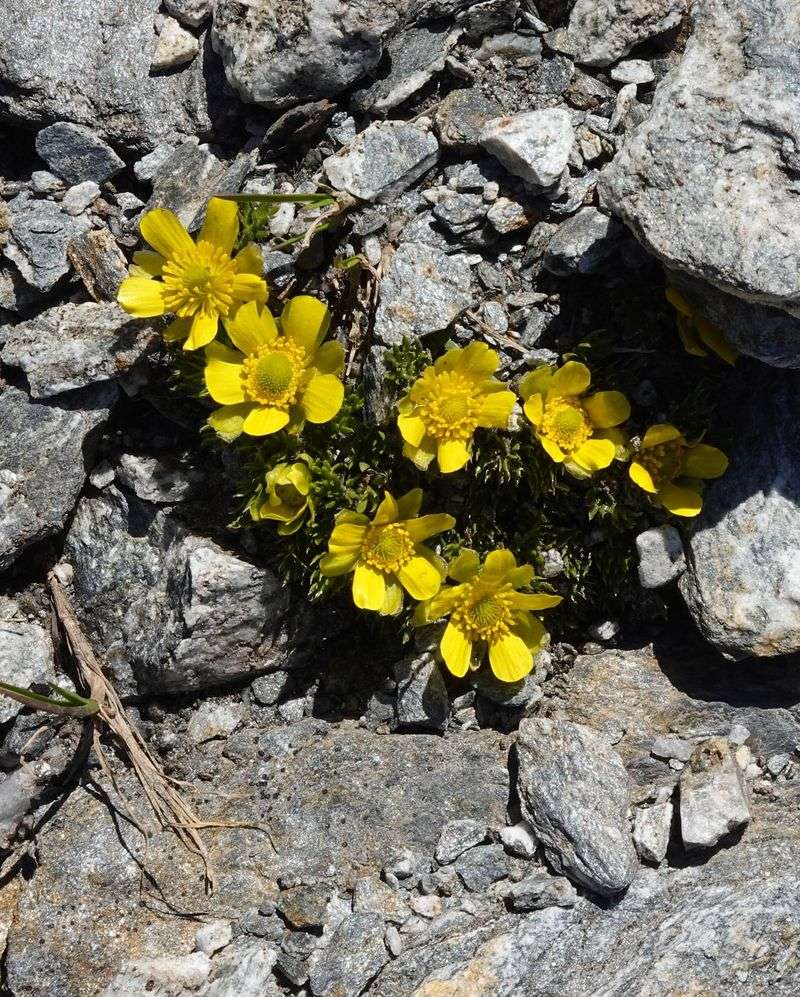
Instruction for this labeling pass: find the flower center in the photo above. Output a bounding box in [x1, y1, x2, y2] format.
[161, 240, 237, 318]
[361, 523, 414, 574]
[241, 340, 306, 408]
[417, 373, 481, 442]
[452, 581, 513, 642]
[540, 397, 592, 453]
[640, 441, 686, 487]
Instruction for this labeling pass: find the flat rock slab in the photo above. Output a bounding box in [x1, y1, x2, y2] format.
[1, 302, 159, 398]
[34, 122, 124, 185]
[515, 717, 638, 896]
[601, 0, 800, 365]
[0, 384, 116, 572]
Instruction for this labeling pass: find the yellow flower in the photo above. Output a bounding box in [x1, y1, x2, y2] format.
[319, 489, 455, 616]
[666, 286, 738, 366]
[117, 197, 267, 351]
[251, 460, 313, 534]
[397, 343, 517, 473]
[520, 360, 630, 477]
[629, 424, 728, 517]
[419, 549, 561, 683]
[204, 296, 345, 439]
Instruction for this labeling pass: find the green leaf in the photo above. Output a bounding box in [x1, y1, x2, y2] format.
[217, 192, 336, 207]
[0, 680, 100, 718]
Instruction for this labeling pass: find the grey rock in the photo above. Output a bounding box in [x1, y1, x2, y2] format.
[354, 23, 460, 114]
[435, 819, 488, 865]
[323, 119, 439, 204]
[62, 486, 305, 694]
[35, 123, 124, 185]
[506, 871, 577, 911]
[133, 143, 178, 182]
[374, 242, 473, 345]
[102, 953, 212, 995]
[1, 302, 157, 398]
[651, 735, 694, 763]
[353, 876, 410, 925]
[600, 0, 800, 364]
[567, 0, 688, 67]
[633, 801, 673, 863]
[498, 821, 538, 859]
[308, 913, 387, 997]
[486, 197, 532, 235]
[0, 0, 236, 153]
[143, 142, 225, 229]
[66, 228, 129, 302]
[474, 669, 543, 710]
[151, 16, 200, 71]
[636, 525, 685, 589]
[728, 724, 752, 747]
[186, 701, 245, 744]
[194, 920, 232, 956]
[679, 738, 751, 850]
[679, 368, 800, 658]
[434, 88, 504, 153]
[278, 883, 335, 931]
[164, 0, 214, 28]
[384, 925, 402, 957]
[432, 193, 486, 234]
[480, 109, 574, 188]
[205, 938, 280, 997]
[610, 59, 656, 84]
[62, 181, 101, 216]
[516, 717, 638, 896]
[543, 206, 623, 275]
[454, 843, 509, 892]
[394, 651, 449, 733]
[0, 608, 55, 723]
[766, 753, 791, 777]
[30, 171, 64, 195]
[0, 384, 116, 572]
[4, 193, 91, 292]
[115, 453, 198, 504]
[212, 0, 400, 110]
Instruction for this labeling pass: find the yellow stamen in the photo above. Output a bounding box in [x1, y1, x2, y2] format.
[241, 340, 306, 407]
[416, 372, 482, 442]
[451, 581, 514, 642]
[540, 397, 592, 453]
[361, 523, 414, 574]
[161, 241, 238, 318]
[641, 441, 686, 486]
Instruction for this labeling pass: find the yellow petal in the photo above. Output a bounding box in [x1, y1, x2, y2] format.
[301, 374, 344, 424]
[506, 564, 534, 588]
[117, 276, 167, 318]
[395, 488, 423, 520]
[518, 366, 553, 402]
[282, 296, 330, 354]
[629, 460, 657, 493]
[397, 556, 443, 600]
[454, 341, 499, 377]
[381, 579, 404, 616]
[509, 592, 563, 610]
[403, 440, 436, 471]
[224, 301, 278, 355]
[313, 340, 345, 375]
[448, 549, 480, 582]
[513, 612, 547, 652]
[184, 310, 219, 351]
[523, 394, 544, 428]
[484, 549, 517, 578]
[140, 208, 194, 258]
[696, 318, 738, 365]
[353, 563, 386, 611]
[207, 402, 254, 440]
[489, 633, 533, 683]
[232, 273, 268, 305]
[477, 390, 516, 429]
[329, 522, 368, 553]
[659, 482, 703, 518]
[683, 444, 728, 479]
[372, 493, 399, 526]
[642, 424, 683, 449]
[132, 250, 165, 277]
[424, 585, 463, 621]
[539, 435, 565, 463]
[398, 412, 427, 447]
[441, 623, 473, 678]
[199, 197, 239, 254]
[595, 427, 628, 459]
[204, 342, 245, 404]
[320, 552, 359, 577]
[234, 242, 265, 278]
[242, 406, 290, 436]
[583, 391, 630, 429]
[665, 286, 692, 316]
[550, 361, 590, 397]
[406, 513, 456, 543]
[571, 437, 616, 473]
[437, 438, 471, 473]
[163, 316, 192, 342]
[677, 315, 707, 357]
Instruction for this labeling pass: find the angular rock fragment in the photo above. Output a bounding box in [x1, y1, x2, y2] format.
[394, 650, 449, 732]
[543, 206, 623, 275]
[435, 819, 487, 865]
[480, 109, 574, 188]
[516, 717, 638, 895]
[635, 525, 685, 589]
[434, 88, 504, 152]
[679, 738, 751, 851]
[165, 0, 214, 28]
[0, 606, 55, 723]
[35, 122, 124, 185]
[308, 914, 387, 997]
[454, 843, 509, 892]
[506, 871, 577, 911]
[633, 801, 673, 864]
[67, 228, 129, 301]
[3, 193, 91, 292]
[567, 0, 688, 67]
[152, 17, 200, 71]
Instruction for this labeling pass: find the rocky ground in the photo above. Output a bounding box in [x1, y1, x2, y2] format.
[1, 0, 800, 994]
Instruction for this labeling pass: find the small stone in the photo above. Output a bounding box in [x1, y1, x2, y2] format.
[567, 0, 687, 67]
[35, 122, 124, 185]
[435, 819, 488, 865]
[61, 181, 101, 216]
[408, 895, 442, 919]
[651, 736, 694, 764]
[480, 109, 574, 188]
[679, 738, 751, 851]
[432, 192, 486, 233]
[734, 744, 752, 771]
[635, 526, 686, 589]
[277, 697, 305, 723]
[474, 670, 543, 710]
[540, 549, 565, 578]
[164, 0, 214, 28]
[728, 724, 752, 747]
[610, 59, 656, 84]
[186, 702, 246, 744]
[385, 924, 403, 957]
[278, 883, 334, 932]
[324, 119, 439, 204]
[250, 672, 293, 707]
[543, 206, 623, 275]
[588, 619, 620, 643]
[454, 844, 509, 892]
[394, 650, 449, 733]
[498, 821, 538, 859]
[352, 876, 409, 925]
[195, 920, 233, 956]
[275, 952, 308, 988]
[203, 938, 278, 996]
[5, 192, 91, 291]
[0, 607, 56, 723]
[434, 88, 504, 152]
[632, 801, 673, 864]
[133, 144, 177, 182]
[90, 461, 116, 489]
[609, 82, 638, 132]
[383, 851, 415, 881]
[66, 227, 128, 301]
[152, 16, 200, 71]
[307, 913, 387, 997]
[486, 196, 532, 234]
[115, 454, 197, 504]
[30, 171, 64, 195]
[106, 954, 212, 995]
[766, 753, 791, 777]
[507, 871, 577, 912]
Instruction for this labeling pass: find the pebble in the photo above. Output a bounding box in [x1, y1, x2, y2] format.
[435, 819, 488, 865]
[766, 753, 791, 777]
[486, 196, 532, 234]
[498, 821, 538, 859]
[195, 920, 232, 956]
[679, 738, 751, 850]
[636, 526, 686, 589]
[611, 59, 656, 85]
[728, 724, 752, 746]
[385, 925, 403, 957]
[30, 171, 64, 195]
[480, 109, 575, 188]
[151, 16, 200, 71]
[62, 181, 101, 216]
[651, 735, 694, 763]
[507, 871, 578, 912]
[633, 801, 673, 864]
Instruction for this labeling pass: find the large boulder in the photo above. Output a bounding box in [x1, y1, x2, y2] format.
[679, 366, 800, 659]
[600, 0, 800, 366]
